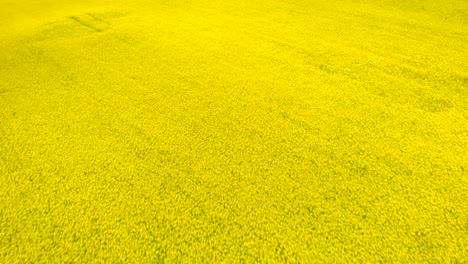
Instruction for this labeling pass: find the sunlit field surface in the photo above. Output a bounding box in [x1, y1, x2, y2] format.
[1, 0, 467, 262]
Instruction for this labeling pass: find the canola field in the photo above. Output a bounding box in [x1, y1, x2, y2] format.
[1, 0, 468, 262]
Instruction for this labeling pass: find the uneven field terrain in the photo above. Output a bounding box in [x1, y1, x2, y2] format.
[1, 0, 468, 262]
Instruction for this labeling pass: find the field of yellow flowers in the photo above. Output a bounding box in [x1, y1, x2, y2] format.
[1, 0, 467, 262]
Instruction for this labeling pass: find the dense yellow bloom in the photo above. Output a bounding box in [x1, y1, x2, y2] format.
[1, 0, 467, 262]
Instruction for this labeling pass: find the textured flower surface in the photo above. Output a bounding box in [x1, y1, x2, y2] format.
[1, 0, 467, 262]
